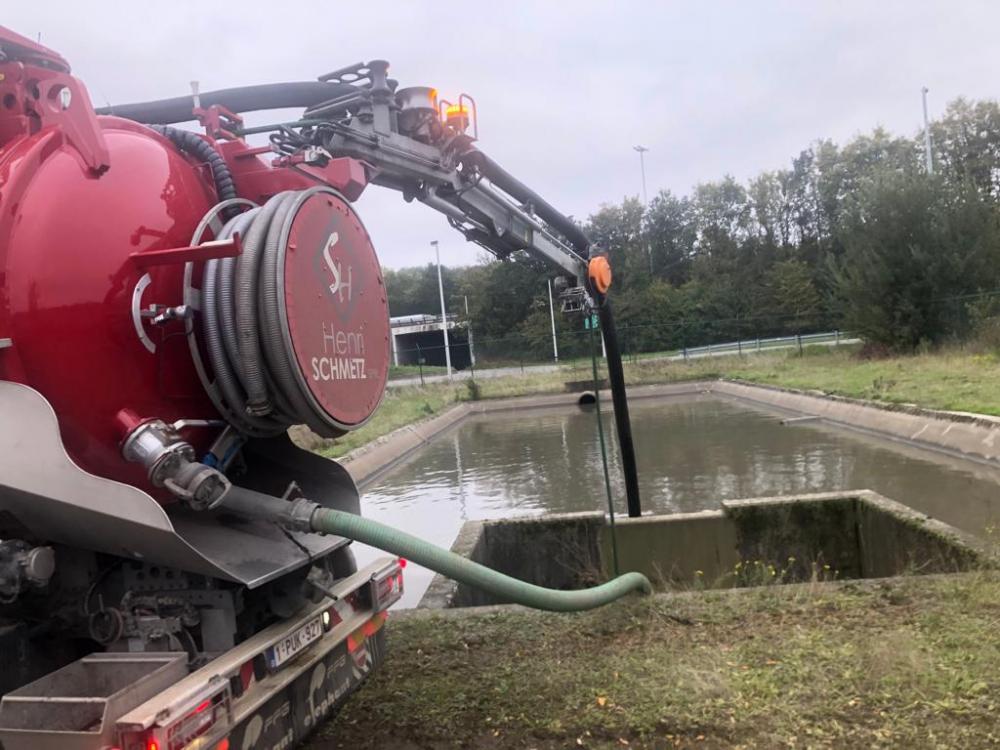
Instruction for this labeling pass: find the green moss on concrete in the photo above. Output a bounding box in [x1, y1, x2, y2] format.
[726, 498, 862, 580]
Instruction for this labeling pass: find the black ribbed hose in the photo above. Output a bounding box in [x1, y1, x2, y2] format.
[461, 149, 593, 256]
[149, 125, 237, 203]
[99, 81, 359, 124]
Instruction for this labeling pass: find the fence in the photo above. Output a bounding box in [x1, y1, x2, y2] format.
[387, 284, 1000, 383]
[387, 310, 856, 384]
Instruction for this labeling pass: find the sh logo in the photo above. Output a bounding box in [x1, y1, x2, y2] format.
[322, 232, 352, 302]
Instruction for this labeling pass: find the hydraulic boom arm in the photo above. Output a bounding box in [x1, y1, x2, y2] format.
[99, 59, 643, 517]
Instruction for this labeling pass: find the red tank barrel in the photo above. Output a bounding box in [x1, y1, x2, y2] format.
[0, 27, 390, 500]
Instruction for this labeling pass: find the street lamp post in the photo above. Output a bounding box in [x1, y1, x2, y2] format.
[921, 87, 934, 176]
[634, 145, 652, 273]
[431, 240, 452, 378]
[547, 279, 559, 363]
[633, 145, 649, 205]
[464, 294, 475, 367]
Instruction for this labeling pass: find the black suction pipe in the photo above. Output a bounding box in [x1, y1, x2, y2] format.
[468, 149, 642, 517]
[593, 296, 642, 518]
[96, 81, 358, 124]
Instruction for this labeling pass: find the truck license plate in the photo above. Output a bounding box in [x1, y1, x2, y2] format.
[266, 616, 324, 669]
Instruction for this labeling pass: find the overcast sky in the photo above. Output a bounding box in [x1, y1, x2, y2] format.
[7, 2, 998, 267]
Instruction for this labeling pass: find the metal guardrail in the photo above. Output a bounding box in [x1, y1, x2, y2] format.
[680, 331, 855, 358]
[386, 330, 860, 387]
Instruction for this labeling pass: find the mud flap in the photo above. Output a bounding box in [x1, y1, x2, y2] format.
[228, 628, 385, 749]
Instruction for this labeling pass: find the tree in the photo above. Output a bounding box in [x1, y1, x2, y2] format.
[645, 190, 696, 285]
[766, 259, 821, 324]
[456, 256, 548, 342]
[930, 98, 1000, 200]
[833, 172, 1000, 350]
[380, 96, 1000, 357]
[382, 264, 462, 317]
[585, 198, 647, 290]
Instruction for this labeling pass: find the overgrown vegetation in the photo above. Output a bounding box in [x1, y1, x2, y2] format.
[384, 98, 1000, 358]
[309, 572, 1000, 749]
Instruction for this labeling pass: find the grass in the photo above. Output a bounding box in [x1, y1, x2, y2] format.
[388, 363, 449, 380]
[704, 347, 1000, 416]
[297, 346, 1000, 747]
[310, 572, 1000, 749]
[291, 384, 461, 457]
[297, 345, 1000, 458]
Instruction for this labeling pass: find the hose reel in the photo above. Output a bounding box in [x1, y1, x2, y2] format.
[185, 186, 391, 439]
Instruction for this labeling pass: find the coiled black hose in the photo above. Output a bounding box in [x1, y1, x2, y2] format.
[200, 189, 348, 439]
[149, 125, 237, 204]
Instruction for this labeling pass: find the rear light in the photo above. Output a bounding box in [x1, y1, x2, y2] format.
[371, 559, 404, 612]
[120, 686, 229, 750]
[323, 603, 343, 632]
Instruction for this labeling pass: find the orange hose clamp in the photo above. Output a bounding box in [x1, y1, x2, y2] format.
[588, 255, 612, 295]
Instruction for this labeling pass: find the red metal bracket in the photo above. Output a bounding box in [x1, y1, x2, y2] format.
[0, 61, 110, 174]
[194, 104, 243, 141]
[130, 234, 242, 269]
[270, 156, 371, 201]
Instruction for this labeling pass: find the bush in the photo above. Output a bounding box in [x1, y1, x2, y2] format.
[966, 297, 1000, 353]
[834, 172, 1000, 351]
[465, 378, 482, 401]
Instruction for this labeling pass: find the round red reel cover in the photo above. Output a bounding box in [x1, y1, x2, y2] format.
[281, 190, 390, 430]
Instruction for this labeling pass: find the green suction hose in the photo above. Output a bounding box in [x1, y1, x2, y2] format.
[310, 507, 652, 612]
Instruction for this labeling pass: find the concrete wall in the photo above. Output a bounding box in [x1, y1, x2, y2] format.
[420, 512, 605, 608]
[453, 512, 605, 608]
[338, 377, 1000, 490]
[855, 491, 983, 577]
[610, 491, 986, 587]
[600, 494, 866, 586]
[328, 378, 1000, 608]
[721, 494, 863, 580]
[713, 380, 1000, 467]
[421, 491, 987, 608]
[605, 511, 740, 587]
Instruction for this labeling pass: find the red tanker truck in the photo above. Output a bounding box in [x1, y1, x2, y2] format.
[0, 25, 645, 749]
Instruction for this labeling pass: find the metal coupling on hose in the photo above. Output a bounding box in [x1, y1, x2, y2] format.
[121, 420, 231, 510]
[217, 487, 318, 532]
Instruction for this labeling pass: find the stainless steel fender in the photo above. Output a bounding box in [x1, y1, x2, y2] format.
[0, 381, 356, 587]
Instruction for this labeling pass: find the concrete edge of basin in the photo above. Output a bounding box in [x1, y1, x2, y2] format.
[713, 380, 1000, 467]
[417, 490, 992, 609]
[419, 519, 487, 609]
[401, 570, 992, 621]
[337, 379, 1000, 489]
[851, 489, 992, 559]
[338, 403, 472, 489]
[339, 382, 712, 486]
